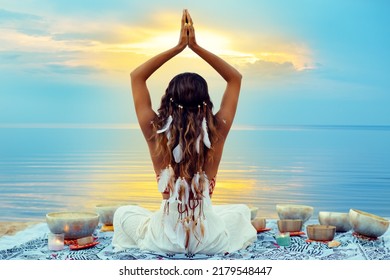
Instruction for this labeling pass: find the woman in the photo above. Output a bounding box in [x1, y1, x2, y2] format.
[112, 9, 257, 254]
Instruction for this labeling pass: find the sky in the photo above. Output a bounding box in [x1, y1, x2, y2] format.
[1, 0, 390, 127]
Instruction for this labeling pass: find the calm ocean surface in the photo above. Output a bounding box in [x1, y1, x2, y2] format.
[0, 125, 389, 222]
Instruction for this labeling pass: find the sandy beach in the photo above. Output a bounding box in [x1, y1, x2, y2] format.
[0, 222, 39, 238]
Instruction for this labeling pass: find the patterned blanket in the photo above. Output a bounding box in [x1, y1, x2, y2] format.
[1, 220, 389, 260]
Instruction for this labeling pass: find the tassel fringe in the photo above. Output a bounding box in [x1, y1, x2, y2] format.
[158, 169, 212, 251]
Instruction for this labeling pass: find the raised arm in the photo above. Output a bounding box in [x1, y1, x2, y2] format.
[131, 10, 188, 140]
[186, 10, 242, 136]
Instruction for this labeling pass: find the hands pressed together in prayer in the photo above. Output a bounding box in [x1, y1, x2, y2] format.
[178, 9, 197, 51]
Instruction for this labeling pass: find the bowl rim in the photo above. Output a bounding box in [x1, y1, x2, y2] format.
[307, 224, 336, 230]
[307, 224, 336, 240]
[277, 219, 303, 223]
[277, 219, 303, 231]
[349, 209, 389, 222]
[318, 211, 349, 215]
[46, 211, 99, 220]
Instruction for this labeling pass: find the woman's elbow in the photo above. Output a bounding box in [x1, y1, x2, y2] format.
[130, 68, 143, 81]
[231, 70, 242, 84]
[130, 70, 137, 81]
[237, 72, 243, 83]
[231, 71, 242, 86]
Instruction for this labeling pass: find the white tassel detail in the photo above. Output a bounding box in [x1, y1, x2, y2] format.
[157, 115, 173, 134]
[202, 117, 211, 149]
[173, 143, 183, 163]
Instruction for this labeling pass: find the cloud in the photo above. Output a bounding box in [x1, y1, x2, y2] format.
[241, 59, 297, 79]
[0, 51, 21, 61]
[45, 63, 104, 75]
[0, 6, 317, 83]
[1, 10, 121, 77]
[0, 8, 39, 21]
[0, 8, 49, 36]
[0, 50, 100, 73]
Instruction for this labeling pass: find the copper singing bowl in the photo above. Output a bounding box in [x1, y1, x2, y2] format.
[277, 219, 303, 233]
[307, 225, 336, 241]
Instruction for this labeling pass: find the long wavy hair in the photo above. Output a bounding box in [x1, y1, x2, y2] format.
[152, 72, 221, 250]
[153, 72, 220, 179]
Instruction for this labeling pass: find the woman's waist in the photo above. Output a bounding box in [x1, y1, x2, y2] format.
[159, 198, 213, 213]
[161, 192, 212, 200]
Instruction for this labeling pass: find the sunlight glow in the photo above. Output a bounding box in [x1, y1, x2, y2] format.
[1, 8, 315, 77]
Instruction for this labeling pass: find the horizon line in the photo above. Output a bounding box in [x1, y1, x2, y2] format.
[1, 123, 390, 131]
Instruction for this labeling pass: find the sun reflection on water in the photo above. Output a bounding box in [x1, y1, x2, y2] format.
[2, 127, 390, 221]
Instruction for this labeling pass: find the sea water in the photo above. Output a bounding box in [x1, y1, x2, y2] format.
[0, 125, 389, 222]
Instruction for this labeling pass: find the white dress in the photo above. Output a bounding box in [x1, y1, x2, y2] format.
[112, 199, 257, 254]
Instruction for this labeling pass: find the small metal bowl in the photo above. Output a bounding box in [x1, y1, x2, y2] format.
[277, 219, 303, 232]
[46, 211, 99, 240]
[349, 209, 389, 238]
[250, 206, 259, 220]
[318, 211, 352, 232]
[251, 217, 266, 231]
[306, 224, 336, 241]
[95, 203, 130, 226]
[276, 204, 314, 222]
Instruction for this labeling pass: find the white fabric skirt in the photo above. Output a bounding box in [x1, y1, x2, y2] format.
[112, 200, 257, 255]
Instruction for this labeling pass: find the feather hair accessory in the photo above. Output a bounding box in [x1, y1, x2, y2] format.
[168, 177, 181, 204]
[179, 178, 190, 208]
[193, 217, 206, 239]
[193, 217, 202, 241]
[200, 172, 211, 206]
[173, 143, 183, 163]
[158, 165, 175, 193]
[183, 218, 191, 249]
[191, 172, 200, 199]
[201, 117, 211, 149]
[157, 115, 173, 134]
[195, 135, 201, 154]
[158, 167, 170, 193]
